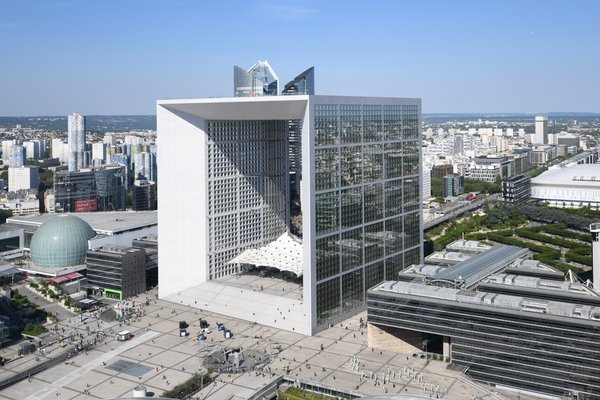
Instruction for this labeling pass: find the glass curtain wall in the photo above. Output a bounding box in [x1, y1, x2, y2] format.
[314, 102, 421, 325]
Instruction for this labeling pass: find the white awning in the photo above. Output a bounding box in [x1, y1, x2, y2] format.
[228, 233, 303, 277]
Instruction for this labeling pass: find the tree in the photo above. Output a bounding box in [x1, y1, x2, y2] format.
[0, 209, 12, 224]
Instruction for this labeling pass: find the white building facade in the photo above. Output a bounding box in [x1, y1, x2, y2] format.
[8, 166, 39, 192]
[157, 95, 422, 334]
[535, 115, 548, 145]
[531, 164, 600, 208]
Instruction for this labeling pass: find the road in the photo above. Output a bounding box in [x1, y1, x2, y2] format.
[14, 282, 75, 321]
[423, 193, 501, 230]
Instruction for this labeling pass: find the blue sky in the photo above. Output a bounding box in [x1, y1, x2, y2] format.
[1, 0, 599, 115]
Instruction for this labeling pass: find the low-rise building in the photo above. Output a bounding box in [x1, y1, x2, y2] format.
[86, 245, 146, 300]
[367, 242, 600, 399]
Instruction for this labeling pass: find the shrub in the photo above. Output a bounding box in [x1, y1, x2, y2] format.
[22, 324, 48, 336]
[162, 372, 213, 399]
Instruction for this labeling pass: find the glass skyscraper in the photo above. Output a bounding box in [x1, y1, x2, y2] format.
[233, 60, 279, 97]
[282, 66, 315, 95]
[158, 95, 422, 334]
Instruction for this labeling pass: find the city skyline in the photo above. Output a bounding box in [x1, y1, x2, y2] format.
[1, 0, 599, 115]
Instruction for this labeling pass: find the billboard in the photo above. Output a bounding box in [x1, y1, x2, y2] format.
[74, 198, 97, 212]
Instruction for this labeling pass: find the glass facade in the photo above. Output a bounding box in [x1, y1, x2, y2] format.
[233, 61, 279, 97]
[314, 102, 421, 326]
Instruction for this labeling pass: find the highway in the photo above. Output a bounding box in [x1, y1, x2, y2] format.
[423, 193, 501, 230]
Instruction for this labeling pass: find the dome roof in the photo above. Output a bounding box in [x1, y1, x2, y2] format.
[30, 215, 95, 268]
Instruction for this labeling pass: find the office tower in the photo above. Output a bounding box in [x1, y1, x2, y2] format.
[133, 179, 157, 211]
[282, 66, 315, 95]
[502, 174, 531, 205]
[233, 60, 279, 97]
[68, 112, 86, 171]
[535, 115, 548, 145]
[158, 95, 422, 334]
[53, 165, 126, 212]
[86, 245, 147, 300]
[134, 152, 156, 182]
[8, 166, 39, 192]
[443, 173, 464, 197]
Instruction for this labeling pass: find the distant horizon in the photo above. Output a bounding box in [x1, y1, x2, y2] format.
[2, 111, 600, 118]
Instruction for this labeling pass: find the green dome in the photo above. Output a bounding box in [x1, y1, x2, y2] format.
[30, 215, 95, 268]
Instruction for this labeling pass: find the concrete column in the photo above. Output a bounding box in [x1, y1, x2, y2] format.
[443, 336, 451, 360]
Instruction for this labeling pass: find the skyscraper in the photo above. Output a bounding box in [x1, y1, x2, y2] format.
[68, 112, 86, 171]
[282, 66, 315, 95]
[535, 115, 548, 145]
[233, 60, 279, 97]
[6, 145, 25, 167]
[158, 95, 422, 334]
[53, 165, 126, 212]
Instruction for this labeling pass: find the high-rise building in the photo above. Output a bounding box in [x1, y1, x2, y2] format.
[502, 174, 531, 205]
[535, 115, 548, 145]
[68, 112, 86, 171]
[23, 141, 40, 160]
[443, 173, 464, 197]
[6, 145, 25, 167]
[8, 166, 39, 192]
[134, 152, 157, 182]
[233, 60, 279, 97]
[158, 95, 422, 334]
[422, 165, 431, 200]
[51, 138, 68, 163]
[132, 179, 157, 211]
[53, 165, 126, 212]
[92, 142, 107, 164]
[282, 66, 315, 95]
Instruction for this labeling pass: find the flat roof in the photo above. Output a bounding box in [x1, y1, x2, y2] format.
[6, 211, 156, 235]
[373, 280, 600, 323]
[158, 95, 420, 121]
[0, 224, 23, 234]
[532, 164, 600, 186]
[428, 245, 529, 288]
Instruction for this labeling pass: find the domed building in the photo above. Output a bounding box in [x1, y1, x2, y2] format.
[29, 215, 95, 268]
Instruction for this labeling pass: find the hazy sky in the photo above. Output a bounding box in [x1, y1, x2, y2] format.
[1, 0, 599, 115]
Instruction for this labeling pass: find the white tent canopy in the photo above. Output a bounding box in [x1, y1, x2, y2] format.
[228, 233, 303, 277]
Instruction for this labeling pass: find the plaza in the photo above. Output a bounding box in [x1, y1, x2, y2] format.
[0, 287, 538, 400]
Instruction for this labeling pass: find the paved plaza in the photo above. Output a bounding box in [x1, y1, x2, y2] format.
[0, 288, 540, 400]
